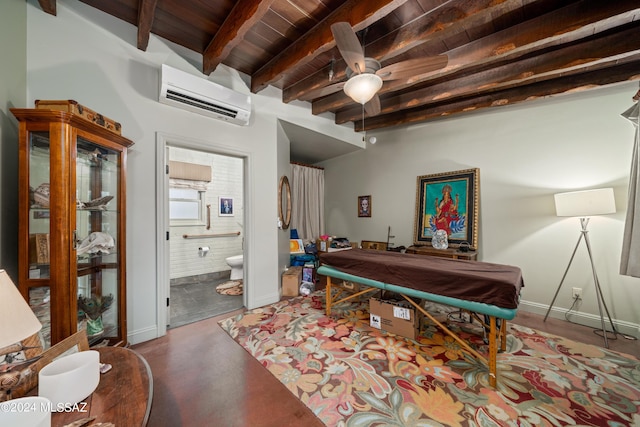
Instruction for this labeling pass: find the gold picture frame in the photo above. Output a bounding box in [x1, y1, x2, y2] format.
[413, 168, 479, 249]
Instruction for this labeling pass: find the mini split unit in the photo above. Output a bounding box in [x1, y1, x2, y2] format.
[159, 64, 252, 126]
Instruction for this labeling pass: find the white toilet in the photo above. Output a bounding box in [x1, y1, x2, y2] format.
[225, 254, 243, 281]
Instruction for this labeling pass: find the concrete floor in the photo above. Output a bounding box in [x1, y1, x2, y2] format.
[169, 274, 244, 329]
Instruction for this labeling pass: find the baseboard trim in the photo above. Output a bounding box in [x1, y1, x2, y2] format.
[128, 325, 159, 346]
[248, 292, 280, 310]
[519, 299, 639, 338]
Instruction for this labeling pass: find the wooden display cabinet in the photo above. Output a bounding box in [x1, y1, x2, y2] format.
[11, 107, 133, 347]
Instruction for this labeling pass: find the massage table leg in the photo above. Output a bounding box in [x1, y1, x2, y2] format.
[501, 320, 508, 352]
[322, 274, 502, 387]
[489, 316, 497, 387]
[324, 276, 379, 317]
[325, 275, 332, 316]
[401, 296, 497, 385]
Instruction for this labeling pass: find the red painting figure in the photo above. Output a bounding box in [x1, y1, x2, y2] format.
[434, 184, 459, 235]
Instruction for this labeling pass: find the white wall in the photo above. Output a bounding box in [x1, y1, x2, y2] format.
[321, 83, 640, 334]
[276, 121, 292, 293]
[22, 0, 359, 344]
[0, 1, 26, 279]
[168, 147, 243, 280]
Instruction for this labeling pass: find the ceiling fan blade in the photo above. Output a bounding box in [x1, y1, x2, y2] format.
[376, 55, 448, 81]
[299, 82, 346, 101]
[364, 94, 381, 116]
[331, 22, 366, 74]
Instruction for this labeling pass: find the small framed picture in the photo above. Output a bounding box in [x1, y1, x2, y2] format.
[219, 196, 234, 216]
[358, 195, 371, 218]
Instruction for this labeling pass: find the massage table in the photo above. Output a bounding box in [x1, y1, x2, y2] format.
[317, 249, 524, 387]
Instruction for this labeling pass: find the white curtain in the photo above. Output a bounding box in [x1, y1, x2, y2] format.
[290, 164, 325, 242]
[620, 101, 640, 277]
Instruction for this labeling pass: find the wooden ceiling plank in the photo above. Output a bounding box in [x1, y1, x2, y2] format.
[203, 0, 277, 75]
[286, 0, 528, 103]
[153, 8, 215, 53]
[250, 0, 410, 94]
[137, 0, 158, 51]
[312, 0, 640, 115]
[356, 61, 640, 131]
[336, 24, 640, 123]
[38, 0, 56, 15]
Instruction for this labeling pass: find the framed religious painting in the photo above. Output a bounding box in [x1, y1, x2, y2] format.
[358, 195, 371, 218]
[413, 168, 479, 249]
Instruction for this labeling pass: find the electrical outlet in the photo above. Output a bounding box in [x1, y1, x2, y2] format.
[572, 287, 582, 299]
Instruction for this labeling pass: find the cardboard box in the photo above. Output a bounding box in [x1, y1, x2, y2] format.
[316, 239, 328, 252]
[282, 266, 302, 297]
[369, 297, 420, 340]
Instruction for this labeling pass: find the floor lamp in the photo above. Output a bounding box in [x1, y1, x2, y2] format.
[543, 188, 618, 348]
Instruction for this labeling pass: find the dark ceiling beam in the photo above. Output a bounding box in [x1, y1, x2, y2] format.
[137, 0, 158, 51]
[313, 0, 640, 115]
[202, 0, 277, 76]
[37, 0, 56, 15]
[336, 24, 640, 123]
[355, 61, 640, 132]
[249, 0, 409, 94]
[284, 0, 526, 103]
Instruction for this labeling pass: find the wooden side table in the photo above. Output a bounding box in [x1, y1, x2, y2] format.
[33, 347, 152, 427]
[405, 245, 478, 261]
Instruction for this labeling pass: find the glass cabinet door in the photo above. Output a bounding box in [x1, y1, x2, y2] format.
[75, 138, 120, 344]
[28, 131, 52, 346]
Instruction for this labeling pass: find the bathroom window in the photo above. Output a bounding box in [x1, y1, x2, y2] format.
[169, 187, 205, 226]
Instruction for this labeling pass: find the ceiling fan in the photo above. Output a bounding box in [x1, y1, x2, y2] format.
[310, 22, 448, 116]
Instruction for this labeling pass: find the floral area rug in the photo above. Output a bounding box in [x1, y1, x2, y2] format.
[218, 292, 640, 426]
[215, 280, 243, 295]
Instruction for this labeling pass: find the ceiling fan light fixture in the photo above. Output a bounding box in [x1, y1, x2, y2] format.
[343, 73, 383, 105]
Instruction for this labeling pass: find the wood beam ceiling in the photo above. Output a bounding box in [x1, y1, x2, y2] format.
[357, 61, 640, 132]
[137, 0, 158, 51]
[38, 0, 56, 15]
[284, 0, 525, 103]
[202, 0, 277, 75]
[32, 0, 640, 132]
[307, 0, 640, 131]
[249, 0, 410, 93]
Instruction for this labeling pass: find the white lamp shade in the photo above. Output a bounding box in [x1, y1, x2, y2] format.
[554, 188, 616, 217]
[0, 269, 42, 348]
[343, 73, 383, 105]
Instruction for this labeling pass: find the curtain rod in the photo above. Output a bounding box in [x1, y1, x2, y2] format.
[290, 161, 324, 170]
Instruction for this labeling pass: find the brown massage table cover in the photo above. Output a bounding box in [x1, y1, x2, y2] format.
[319, 249, 524, 309]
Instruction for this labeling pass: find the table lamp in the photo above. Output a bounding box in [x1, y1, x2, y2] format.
[0, 269, 42, 400]
[543, 188, 618, 348]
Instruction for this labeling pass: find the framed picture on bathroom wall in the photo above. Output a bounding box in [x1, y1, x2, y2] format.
[219, 196, 234, 216]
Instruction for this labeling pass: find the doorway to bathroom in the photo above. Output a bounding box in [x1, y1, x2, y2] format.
[163, 143, 245, 329]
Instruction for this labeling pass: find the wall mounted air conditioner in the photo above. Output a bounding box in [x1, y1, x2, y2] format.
[159, 64, 251, 126]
